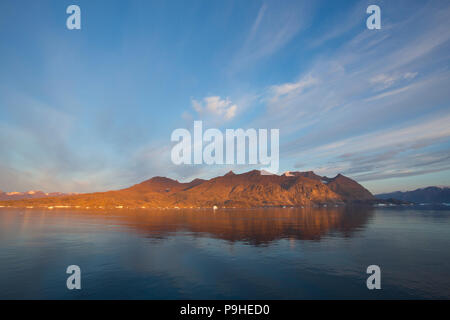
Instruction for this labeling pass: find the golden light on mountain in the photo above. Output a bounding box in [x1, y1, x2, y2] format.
[0, 170, 375, 209]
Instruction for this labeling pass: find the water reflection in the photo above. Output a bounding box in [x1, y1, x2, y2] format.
[1, 207, 375, 246]
[106, 207, 374, 245]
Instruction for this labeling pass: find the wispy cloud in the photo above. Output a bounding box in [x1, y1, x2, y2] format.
[306, 113, 450, 157]
[369, 71, 418, 90]
[269, 74, 319, 102]
[229, 0, 312, 73]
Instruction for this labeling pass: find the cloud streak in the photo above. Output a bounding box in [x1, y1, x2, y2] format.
[229, 0, 313, 74]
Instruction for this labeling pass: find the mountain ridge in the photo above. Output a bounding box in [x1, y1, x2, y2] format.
[0, 170, 377, 209]
[376, 186, 450, 204]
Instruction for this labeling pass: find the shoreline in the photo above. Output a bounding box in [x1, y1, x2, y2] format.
[0, 202, 423, 211]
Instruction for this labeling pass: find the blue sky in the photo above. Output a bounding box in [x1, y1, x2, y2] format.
[0, 0, 449, 194]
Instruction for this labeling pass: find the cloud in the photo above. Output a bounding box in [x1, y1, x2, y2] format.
[0, 89, 144, 193]
[340, 148, 450, 183]
[270, 74, 319, 101]
[191, 96, 238, 120]
[249, 4, 268, 38]
[289, 113, 450, 183]
[363, 83, 415, 102]
[229, 0, 312, 73]
[309, 114, 450, 157]
[369, 72, 418, 90]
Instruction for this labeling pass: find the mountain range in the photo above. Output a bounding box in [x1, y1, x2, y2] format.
[0, 190, 74, 201]
[0, 170, 377, 209]
[376, 186, 450, 204]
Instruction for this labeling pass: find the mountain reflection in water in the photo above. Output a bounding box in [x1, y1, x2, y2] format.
[1, 207, 449, 299]
[107, 207, 374, 245]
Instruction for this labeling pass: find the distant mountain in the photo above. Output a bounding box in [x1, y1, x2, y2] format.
[0, 170, 376, 209]
[376, 186, 450, 204]
[0, 190, 74, 201]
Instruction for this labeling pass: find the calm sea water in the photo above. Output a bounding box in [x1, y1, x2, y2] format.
[0, 207, 449, 299]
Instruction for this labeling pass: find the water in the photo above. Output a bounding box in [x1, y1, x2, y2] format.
[0, 207, 449, 299]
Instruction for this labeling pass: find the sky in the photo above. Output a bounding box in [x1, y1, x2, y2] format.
[0, 0, 449, 194]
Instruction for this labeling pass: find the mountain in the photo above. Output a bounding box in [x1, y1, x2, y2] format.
[0, 190, 74, 201]
[376, 186, 450, 204]
[325, 174, 374, 203]
[0, 170, 376, 209]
